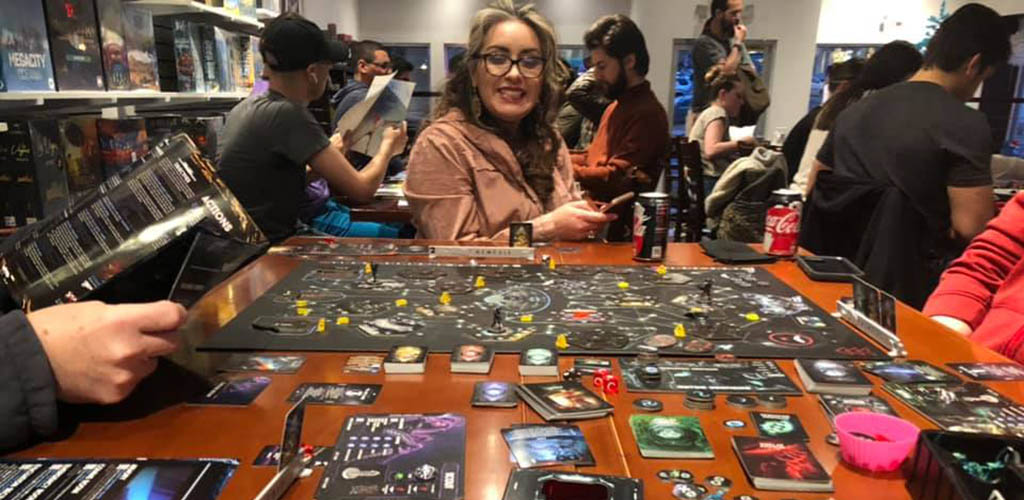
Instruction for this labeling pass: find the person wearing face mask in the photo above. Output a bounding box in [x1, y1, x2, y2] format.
[570, 14, 670, 241]
[689, 0, 754, 134]
[688, 68, 756, 196]
[404, 0, 616, 242]
[216, 14, 407, 244]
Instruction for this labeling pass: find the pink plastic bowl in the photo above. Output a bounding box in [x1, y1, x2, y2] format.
[834, 412, 920, 472]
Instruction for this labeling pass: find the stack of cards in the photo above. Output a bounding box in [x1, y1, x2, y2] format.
[472, 381, 519, 407]
[519, 348, 558, 376]
[948, 363, 1024, 381]
[451, 344, 494, 374]
[818, 394, 897, 426]
[629, 415, 713, 459]
[516, 381, 613, 421]
[574, 358, 612, 375]
[384, 345, 427, 374]
[861, 360, 958, 384]
[853, 278, 897, 333]
[501, 424, 594, 468]
[344, 355, 383, 374]
[794, 359, 872, 395]
[732, 436, 834, 492]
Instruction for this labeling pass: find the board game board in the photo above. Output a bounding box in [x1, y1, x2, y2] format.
[201, 262, 888, 359]
[316, 413, 465, 500]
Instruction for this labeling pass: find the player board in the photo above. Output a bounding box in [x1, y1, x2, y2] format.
[316, 413, 465, 500]
[201, 262, 888, 360]
[620, 359, 803, 395]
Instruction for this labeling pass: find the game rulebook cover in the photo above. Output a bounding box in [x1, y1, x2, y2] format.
[0, 134, 265, 309]
[732, 436, 833, 492]
[629, 415, 713, 459]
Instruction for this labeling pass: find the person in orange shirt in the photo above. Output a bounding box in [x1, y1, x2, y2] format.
[571, 14, 670, 241]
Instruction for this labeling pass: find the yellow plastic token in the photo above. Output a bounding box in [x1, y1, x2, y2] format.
[336, 317, 350, 325]
[690, 307, 705, 314]
[364, 262, 373, 274]
[296, 308, 311, 316]
[439, 292, 452, 305]
[618, 282, 630, 290]
[395, 298, 408, 307]
[674, 324, 687, 338]
[295, 300, 308, 308]
[317, 318, 326, 333]
[520, 314, 534, 323]
[745, 313, 761, 322]
[475, 276, 486, 288]
[555, 334, 569, 350]
[656, 265, 668, 276]
[548, 259, 557, 270]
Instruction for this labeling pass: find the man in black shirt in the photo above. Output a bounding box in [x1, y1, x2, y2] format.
[217, 15, 406, 243]
[805, 3, 1013, 306]
[689, 0, 755, 132]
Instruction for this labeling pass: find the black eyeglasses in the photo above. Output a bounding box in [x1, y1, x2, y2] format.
[366, 60, 392, 71]
[473, 53, 545, 78]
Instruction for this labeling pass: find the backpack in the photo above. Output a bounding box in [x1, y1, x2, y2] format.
[735, 65, 770, 127]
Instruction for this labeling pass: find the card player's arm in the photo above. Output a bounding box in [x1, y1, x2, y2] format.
[0, 310, 58, 450]
[924, 192, 1024, 332]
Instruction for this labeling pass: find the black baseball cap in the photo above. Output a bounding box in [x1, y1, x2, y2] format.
[260, 14, 349, 72]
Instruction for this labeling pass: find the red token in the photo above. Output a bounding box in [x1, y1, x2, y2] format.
[604, 378, 620, 395]
[594, 368, 610, 378]
[593, 376, 606, 389]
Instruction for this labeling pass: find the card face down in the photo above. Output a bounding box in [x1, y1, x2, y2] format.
[187, 376, 270, 406]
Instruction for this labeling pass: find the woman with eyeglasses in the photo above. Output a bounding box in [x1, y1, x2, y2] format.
[404, 0, 616, 241]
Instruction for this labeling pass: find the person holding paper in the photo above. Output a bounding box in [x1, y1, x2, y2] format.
[404, 0, 616, 241]
[217, 14, 407, 243]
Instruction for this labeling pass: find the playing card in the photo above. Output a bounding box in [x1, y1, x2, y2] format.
[253, 445, 331, 467]
[287, 383, 382, 405]
[472, 381, 519, 407]
[751, 412, 809, 441]
[343, 355, 383, 374]
[573, 358, 612, 375]
[220, 354, 306, 374]
[862, 360, 958, 384]
[948, 363, 1024, 381]
[187, 376, 271, 406]
[853, 277, 872, 315]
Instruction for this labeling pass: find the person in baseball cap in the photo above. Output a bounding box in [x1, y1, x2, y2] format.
[216, 13, 408, 244]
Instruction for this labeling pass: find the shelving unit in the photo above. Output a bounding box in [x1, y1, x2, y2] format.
[128, 0, 263, 35]
[0, 90, 250, 116]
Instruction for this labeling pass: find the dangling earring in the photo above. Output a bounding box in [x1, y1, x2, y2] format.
[470, 86, 483, 120]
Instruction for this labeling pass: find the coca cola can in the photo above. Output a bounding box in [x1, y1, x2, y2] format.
[633, 192, 670, 261]
[763, 189, 803, 257]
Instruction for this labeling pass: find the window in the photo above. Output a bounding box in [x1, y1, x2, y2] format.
[444, 44, 468, 77]
[807, 44, 880, 111]
[557, 45, 587, 76]
[384, 44, 432, 131]
[669, 39, 774, 138]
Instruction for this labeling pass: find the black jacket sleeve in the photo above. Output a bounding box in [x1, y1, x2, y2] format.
[566, 69, 612, 124]
[0, 310, 58, 451]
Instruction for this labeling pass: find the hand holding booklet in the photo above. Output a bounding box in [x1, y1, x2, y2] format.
[334, 73, 416, 156]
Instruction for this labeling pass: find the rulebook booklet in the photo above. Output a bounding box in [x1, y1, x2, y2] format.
[0, 134, 265, 309]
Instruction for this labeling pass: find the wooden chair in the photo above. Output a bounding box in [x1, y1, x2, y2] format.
[671, 137, 705, 242]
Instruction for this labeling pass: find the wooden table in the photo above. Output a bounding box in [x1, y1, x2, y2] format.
[11, 239, 1024, 500]
[349, 199, 413, 224]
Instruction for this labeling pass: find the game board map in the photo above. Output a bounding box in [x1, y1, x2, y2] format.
[202, 262, 888, 360]
[882, 382, 1024, 437]
[620, 359, 803, 395]
[500, 469, 642, 500]
[0, 458, 237, 499]
[317, 413, 465, 500]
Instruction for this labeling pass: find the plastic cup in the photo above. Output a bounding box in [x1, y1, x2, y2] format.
[834, 412, 920, 472]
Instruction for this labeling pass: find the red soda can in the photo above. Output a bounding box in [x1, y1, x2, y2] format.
[763, 189, 803, 257]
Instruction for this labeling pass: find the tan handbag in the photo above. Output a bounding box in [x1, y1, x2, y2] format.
[735, 65, 770, 127]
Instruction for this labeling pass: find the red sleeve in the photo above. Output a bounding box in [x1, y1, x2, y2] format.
[923, 192, 1024, 328]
